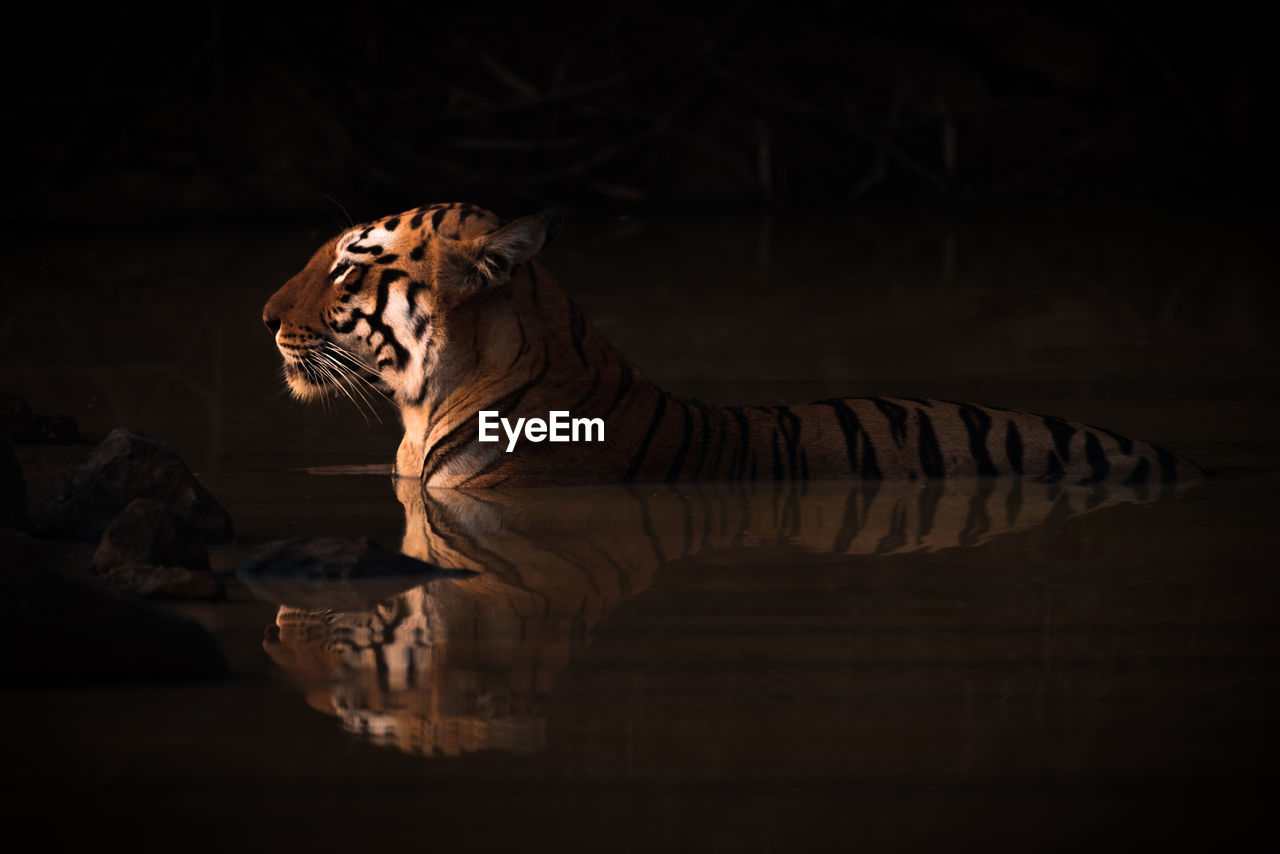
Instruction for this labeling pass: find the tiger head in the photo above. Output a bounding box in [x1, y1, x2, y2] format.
[262, 203, 562, 409]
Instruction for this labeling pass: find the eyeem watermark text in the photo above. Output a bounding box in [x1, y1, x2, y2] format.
[478, 411, 605, 453]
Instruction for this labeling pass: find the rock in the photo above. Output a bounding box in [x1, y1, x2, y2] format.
[237, 536, 469, 611]
[29, 428, 232, 543]
[0, 531, 228, 684]
[93, 498, 210, 574]
[101, 564, 225, 601]
[1, 433, 25, 530]
[238, 536, 454, 579]
[0, 393, 79, 444]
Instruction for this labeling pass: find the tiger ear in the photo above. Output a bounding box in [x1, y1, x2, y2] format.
[453, 208, 565, 291]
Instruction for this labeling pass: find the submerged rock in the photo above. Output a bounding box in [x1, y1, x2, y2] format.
[1, 433, 25, 530]
[0, 393, 79, 444]
[29, 428, 232, 543]
[238, 536, 452, 579]
[93, 498, 210, 574]
[238, 536, 467, 611]
[0, 532, 229, 684]
[100, 564, 225, 601]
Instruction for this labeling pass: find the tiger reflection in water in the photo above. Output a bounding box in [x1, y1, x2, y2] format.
[262, 478, 1179, 757]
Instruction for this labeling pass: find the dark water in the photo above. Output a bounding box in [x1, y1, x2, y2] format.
[2, 206, 1278, 851]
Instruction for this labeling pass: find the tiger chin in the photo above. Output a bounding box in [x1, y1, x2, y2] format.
[263, 202, 1204, 488]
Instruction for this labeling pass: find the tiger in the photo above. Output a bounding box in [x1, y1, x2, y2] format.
[262, 202, 1203, 487]
[255, 475, 1180, 758]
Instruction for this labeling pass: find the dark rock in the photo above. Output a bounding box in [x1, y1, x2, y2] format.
[0, 393, 79, 444]
[0, 531, 228, 685]
[101, 564, 225, 601]
[240, 576, 440, 613]
[238, 536, 453, 579]
[29, 428, 232, 543]
[1, 433, 25, 530]
[93, 498, 210, 573]
[237, 536, 469, 611]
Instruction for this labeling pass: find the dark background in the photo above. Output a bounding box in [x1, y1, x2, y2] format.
[1, 1, 1272, 225]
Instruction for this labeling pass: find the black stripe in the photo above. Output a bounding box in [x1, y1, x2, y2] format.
[776, 406, 803, 481]
[1005, 479, 1022, 527]
[1155, 446, 1178, 482]
[383, 217, 400, 231]
[330, 313, 359, 334]
[1042, 416, 1076, 462]
[821, 399, 878, 477]
[409, 211, 425, 229]
[602, 360, 635, 419]
[1045, 492, 1073, 523]
[1123, 456, 1150, 485]
[858, 431, 881, 480]
[825, 401, 860, 472]
[730, 407, 751, 481]
[1080, 432, 1110, 484]
[958, 479, 995, 546]
[705, 408, 726, 480]
[379, 268, 407, 287]
[431, 208, 446, 229]
[371, 271, 409, 367]
[874, 504, 908, 554]
[917, 411, 945, 478]
[420, 414, 489, 479]
[1004, 420, 1024, 475]
[917, 481, 943, 539]
[455, 449, 516, 487]
[770, 428, 783, 481]
[1086, 423, 1134, 455]
[689, 399, 711, 481]
[406, 278, 429, 303]
[872, 398, 909, 446]
[623, 393, 669, 482]
[664, 400, 694, 482]
[832, 482, 879, 553]
[1037, 450, 1065, 483]
[958, 404, 998, 476]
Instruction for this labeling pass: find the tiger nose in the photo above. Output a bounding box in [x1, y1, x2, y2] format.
[262, 307, 281, 335]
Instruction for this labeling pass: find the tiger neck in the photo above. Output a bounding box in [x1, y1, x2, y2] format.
[392, 263, 667, 484]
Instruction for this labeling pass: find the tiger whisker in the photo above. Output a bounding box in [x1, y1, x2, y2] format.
[324, 341, 384, 379]
[325, 349, 388, 421]
[316, 351, 381, 424]
[317, 349, 382, 413]
[324, 343, 398, 407]
[314, 353, 377, 424]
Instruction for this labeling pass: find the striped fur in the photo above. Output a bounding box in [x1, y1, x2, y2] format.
[263, 203, 1202, 488]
